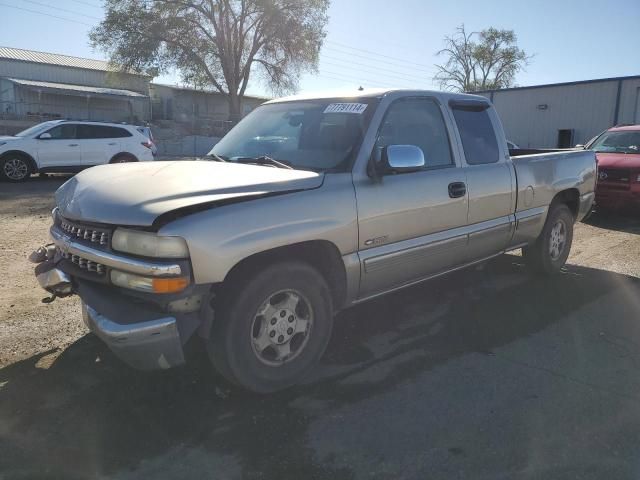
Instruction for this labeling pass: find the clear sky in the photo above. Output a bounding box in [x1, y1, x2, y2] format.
[0, 0, 638, 97]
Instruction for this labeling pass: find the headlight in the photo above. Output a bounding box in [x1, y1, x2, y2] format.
[0, 141, 7, 146]
[111, 228, 189, 258]
[110, 270, 189, 293]
[636, 174, 640, 182]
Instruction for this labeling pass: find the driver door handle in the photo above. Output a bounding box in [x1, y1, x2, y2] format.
[448, 182, 466, 198]
[68, 143, 79, 147]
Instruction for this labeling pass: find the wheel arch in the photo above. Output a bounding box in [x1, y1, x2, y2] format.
[222, 240, 348, 311]
[550, 188, 580, 219]
[0, 150, 38, 172]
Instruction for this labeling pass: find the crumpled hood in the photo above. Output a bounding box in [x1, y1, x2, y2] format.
[596, 152, 640, 169]
[55, 161, 323, 226]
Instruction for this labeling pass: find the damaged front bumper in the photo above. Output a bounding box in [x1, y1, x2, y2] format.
[31, 229, 208, 371]
[81, 300, 184, 370]
[32, 244, 74, 299]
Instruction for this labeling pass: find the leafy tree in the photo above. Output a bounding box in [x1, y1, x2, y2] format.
[434, 25, 531, 92]
[91, 0, 329, 120]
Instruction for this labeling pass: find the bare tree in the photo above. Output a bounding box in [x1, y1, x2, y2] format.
[434, 25, 531, 92]
[91, 0, 329, 120]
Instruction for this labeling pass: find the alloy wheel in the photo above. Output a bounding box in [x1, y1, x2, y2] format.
[250, 289, 314, 366]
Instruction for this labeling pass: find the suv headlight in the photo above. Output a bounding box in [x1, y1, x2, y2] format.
[112, 228, 189, 258]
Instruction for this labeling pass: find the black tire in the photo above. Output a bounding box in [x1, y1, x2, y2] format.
[207, 261, 334, 393]
[0, 154, 32, 182]
[110, 153, 137, 163]
[523, 204, 574, 274]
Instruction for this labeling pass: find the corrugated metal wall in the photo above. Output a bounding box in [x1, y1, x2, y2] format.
[618, 78, 640, 124]
[479, 77, 640, 148]
[0, 59, 149, 93]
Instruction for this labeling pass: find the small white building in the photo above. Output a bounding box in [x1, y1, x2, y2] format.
[0, 46, 151, 128]
[476, 75, 640, 148]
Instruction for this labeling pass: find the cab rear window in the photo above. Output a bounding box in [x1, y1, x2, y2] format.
[452, 107, 500, 165]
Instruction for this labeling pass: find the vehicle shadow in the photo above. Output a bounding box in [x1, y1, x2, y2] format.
[584, 210, 640, 235]
[1, 256, 637, 479]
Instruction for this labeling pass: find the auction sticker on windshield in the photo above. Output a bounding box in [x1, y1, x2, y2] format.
[323, 103, 368, 114]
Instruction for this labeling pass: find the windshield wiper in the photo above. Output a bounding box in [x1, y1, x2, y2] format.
[233, 156, 293, 169]
[207, 153, 228, 162]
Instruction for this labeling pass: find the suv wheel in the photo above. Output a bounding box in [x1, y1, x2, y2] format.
[110, 154, 137, 163]
[523, 204, 574, 274]
[1, 155, 31, 182]
[207, 261, 334, 393]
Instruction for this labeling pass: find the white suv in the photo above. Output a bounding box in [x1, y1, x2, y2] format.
[0, 120, 156, 182]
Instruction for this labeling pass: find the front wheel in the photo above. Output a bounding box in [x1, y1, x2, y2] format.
[207, 261, 334, 393]
[523, 204, 574, 274]
[1, 155, 32, 182]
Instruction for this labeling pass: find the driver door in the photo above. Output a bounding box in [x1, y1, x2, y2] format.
[354, 97, 469, 298]
[36, 123, 80, 169]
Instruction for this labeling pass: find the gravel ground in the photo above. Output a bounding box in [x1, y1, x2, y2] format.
[1, 177, 640, 479]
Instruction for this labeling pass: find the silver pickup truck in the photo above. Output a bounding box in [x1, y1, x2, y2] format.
[32, 89, 596, 392]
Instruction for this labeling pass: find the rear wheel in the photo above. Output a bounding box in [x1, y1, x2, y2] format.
[523, 204, 574, 274]
[1, 154, 32, 182]
[110, 153, 137, 163]
[207, 261, 333, 393]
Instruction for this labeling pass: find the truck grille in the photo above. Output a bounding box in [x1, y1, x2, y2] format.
[60, 251, 106, 275]
[57, 216, 110, 246]
[599, 168, 630, 183]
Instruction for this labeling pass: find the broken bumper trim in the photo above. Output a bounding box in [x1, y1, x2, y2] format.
[82, 302, 185, 370]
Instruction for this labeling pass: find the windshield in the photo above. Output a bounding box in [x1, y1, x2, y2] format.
[14, 121, 60, 138]
[210, 98, 378, 172]
[590, 130, 640, 154]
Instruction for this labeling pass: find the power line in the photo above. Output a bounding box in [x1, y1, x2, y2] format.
[324, 45, 433, 75]
[0, 2, 93, 26]
[319, 60, 421, 87]
[319, 64, 415, 88]
[326, 40, 434, 71]
[23, 0, 102, 20]
[321, 55, 428, 84]
[69, 0, 103, 8]
[315, 74, 395, 90]
[314, 69, 400, 89]
[323, 53, 428, 80]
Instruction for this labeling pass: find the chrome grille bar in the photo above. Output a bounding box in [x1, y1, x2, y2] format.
[50, 227, 182, 277]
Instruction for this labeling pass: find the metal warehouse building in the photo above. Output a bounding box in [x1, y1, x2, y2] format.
[0, 46, 151, 129]
[477, 75, 640, 149]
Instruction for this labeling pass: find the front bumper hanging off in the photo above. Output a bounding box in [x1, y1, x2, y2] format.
[30, 231, 200, 371]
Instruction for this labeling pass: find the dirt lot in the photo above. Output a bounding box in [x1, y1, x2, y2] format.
[1, 177, 640, 479]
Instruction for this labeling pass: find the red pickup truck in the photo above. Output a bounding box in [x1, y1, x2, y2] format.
[589, 124, 640, 211]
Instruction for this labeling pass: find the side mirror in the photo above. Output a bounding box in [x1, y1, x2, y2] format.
[38, 133, 52, 140]
[574, 144, 584, 149]
[385, 145, 425, 172]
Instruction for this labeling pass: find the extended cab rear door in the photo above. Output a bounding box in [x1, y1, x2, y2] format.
[353, 96, 470, 298]
[448, 100, 515, 261]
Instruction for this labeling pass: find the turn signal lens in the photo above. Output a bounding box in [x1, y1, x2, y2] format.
[152, 277, 189, 293]
[110, 270, 189, 293]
